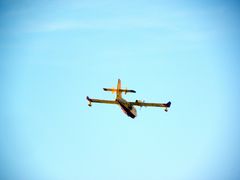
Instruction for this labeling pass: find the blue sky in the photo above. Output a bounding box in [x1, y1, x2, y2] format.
[1, 0, 240, 180]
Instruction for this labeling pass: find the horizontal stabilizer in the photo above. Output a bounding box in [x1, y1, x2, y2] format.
[122, 89, 136, 93]
[103, 88, 117, 92]
[120, 89, 136, 93]
[103, 88, 136, 94]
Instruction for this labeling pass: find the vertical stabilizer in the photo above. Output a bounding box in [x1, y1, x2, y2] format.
[116, 79, 122, 99]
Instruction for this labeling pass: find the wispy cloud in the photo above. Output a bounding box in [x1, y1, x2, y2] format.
[22, 15, 217, 43]
[24, 17, 175, 33]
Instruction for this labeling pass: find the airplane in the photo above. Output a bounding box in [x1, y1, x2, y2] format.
[86, 79, 171, 119]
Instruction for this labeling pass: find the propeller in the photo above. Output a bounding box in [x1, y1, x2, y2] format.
[137, 99, 145, 110]
[111, 87, 116, 94]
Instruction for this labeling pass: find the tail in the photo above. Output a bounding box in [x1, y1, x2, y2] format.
[116, 79, 122, 99]
[103, 79, 136, 99]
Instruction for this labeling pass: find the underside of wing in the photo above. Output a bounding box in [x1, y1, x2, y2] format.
[86, 96, 118, 106]
[130, 100, 171, 108]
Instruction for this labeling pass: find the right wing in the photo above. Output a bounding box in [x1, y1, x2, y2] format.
[131, 101, 171, 107]
[86, 96, 118, 106]
[129, 100, 171, 111]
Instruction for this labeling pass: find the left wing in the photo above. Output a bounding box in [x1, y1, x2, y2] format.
[86, 96, 118, 106]
[130, 100, 171, 111]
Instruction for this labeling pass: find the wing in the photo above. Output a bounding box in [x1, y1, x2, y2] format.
[130, 100, 171, 111]
[86, 96, 118, 106]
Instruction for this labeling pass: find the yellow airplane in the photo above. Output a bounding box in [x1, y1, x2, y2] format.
[86, 79, 171, 118]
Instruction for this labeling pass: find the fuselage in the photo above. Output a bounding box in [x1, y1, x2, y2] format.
[116, 97, 137, 118]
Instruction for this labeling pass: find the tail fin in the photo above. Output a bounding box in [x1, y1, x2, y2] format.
[117, 79, 121, 90]
[116, 79, 122, 98]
